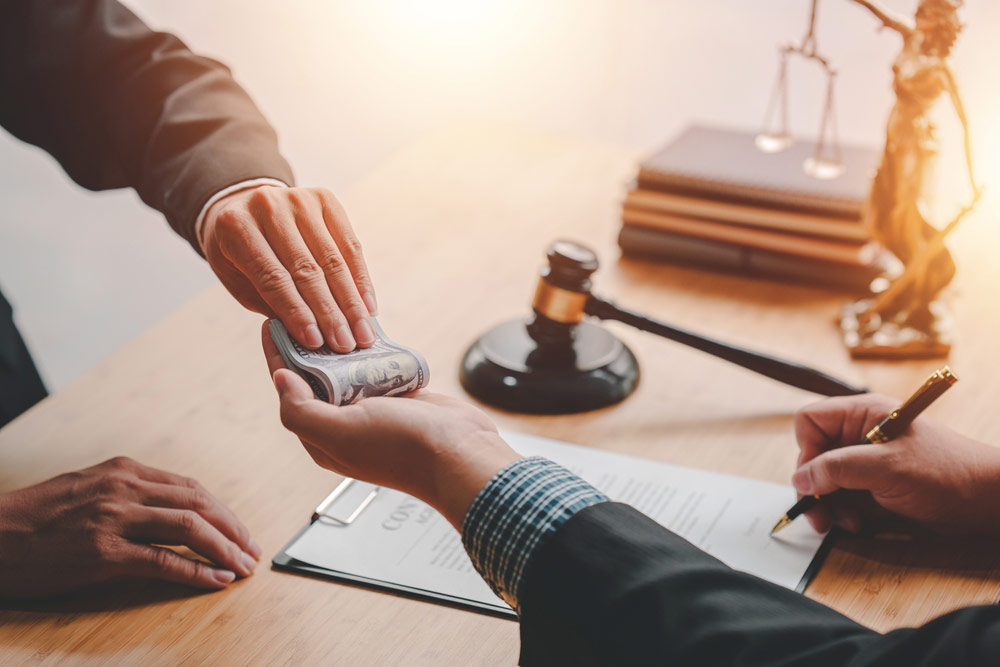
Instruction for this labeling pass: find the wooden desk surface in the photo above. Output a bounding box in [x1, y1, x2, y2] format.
[2, 126, 999, 665]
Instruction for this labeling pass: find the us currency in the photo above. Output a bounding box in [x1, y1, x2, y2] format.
[268, 319, 430, 405]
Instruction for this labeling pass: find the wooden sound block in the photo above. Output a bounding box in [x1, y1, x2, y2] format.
[459, 318, 640, 414]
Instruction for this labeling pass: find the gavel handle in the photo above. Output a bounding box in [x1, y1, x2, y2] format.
[585, 296, 867, 397]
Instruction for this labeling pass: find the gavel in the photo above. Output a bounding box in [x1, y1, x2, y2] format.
[460, 239, 866, 414]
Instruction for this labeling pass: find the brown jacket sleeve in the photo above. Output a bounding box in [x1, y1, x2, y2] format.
[0, 0, 295, 252]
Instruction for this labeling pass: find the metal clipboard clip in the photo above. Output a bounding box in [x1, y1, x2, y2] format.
[311, 478, 381, 526]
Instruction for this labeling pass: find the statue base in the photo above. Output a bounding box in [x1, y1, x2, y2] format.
[840, 299, 953, 359]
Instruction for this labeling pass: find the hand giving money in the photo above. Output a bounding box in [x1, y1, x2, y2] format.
[268, 319, 429, 405]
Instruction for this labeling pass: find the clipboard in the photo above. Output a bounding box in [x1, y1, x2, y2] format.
[272, 478, 516, 618]
[272, 431, 837, 617]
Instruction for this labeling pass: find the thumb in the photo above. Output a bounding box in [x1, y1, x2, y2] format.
[273, 368, 315, 404]
[792, 444, 890, 496]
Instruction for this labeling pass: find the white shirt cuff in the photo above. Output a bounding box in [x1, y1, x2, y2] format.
[194, 178, 289, 253]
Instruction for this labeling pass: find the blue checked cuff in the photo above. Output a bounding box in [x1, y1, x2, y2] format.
[460, 456, 608, 612]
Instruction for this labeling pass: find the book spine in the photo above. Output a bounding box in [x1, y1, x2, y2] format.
[624, 190, 870, 243]
[636, 171, 864, 220]
[621, 208, 876, 266]
[617, 224, 878, 293]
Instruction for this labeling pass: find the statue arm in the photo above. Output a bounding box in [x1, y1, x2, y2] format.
[847, 0, 913, 36]
[943, 67, 980, 196]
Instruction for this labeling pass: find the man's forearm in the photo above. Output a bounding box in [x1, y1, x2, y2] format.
[459, 456, 608, 609]
[453, 456, 1000, 666]
[520, 501, 1000, 666]
[428, 431, 522, 534]
[0, 0, 294, 252]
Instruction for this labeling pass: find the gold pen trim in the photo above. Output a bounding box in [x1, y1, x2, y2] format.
[865, 424, 889, 443]
[770, 515, 793, 535]
[876, 366, 957, 430]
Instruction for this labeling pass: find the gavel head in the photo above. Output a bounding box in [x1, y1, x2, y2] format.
[527, 240, 598, 346]
[459, 238, 638, 413]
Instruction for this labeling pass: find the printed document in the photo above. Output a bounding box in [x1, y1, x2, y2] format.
[285, 431, 827, 614]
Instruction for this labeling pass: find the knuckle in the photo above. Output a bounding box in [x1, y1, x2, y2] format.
[320, 192, 350, 220]
[92, 500, 126, 523]
[95, 473, 129, 498]
[218, 223, 258, 259]
[90, 533, 120, 562]
[177, 510, 200, 536]
[190, 560, 213, 582]
[214, 209, 246, 235]
[319, 252, 347, 277]
[313, 300, 345, 322]
[105, 456, 135, 471]
[188, 488, 212, 512]
[248, 186, 277, 211]
[318, 187, 340, 208]
[151, 546, 178, 572]
[341, 235, 364, 258]
[289, 256, 323, 283]
[234, 522, 251, 546]
[344, 301, 369, 320]
[253, 265, 291, 294]
[287, 189, 310, 210]
[61, 469, 85, 486]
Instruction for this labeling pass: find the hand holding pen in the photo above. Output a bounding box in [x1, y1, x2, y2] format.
[772, 367, 957, 534]
[771, 367, 1000, 537]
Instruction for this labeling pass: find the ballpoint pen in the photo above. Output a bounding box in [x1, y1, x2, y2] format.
[770, 366, 958, 535]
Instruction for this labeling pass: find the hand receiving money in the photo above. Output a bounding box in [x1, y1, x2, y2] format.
[268, 319, 430, 405]
[262, 323, 519, 531]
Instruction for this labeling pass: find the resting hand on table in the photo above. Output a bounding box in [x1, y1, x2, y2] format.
[793, 394, 1000, 536]
[0, 457, 260, 598]
[262, 324, 521, 528]
[202, 185, 378, 353]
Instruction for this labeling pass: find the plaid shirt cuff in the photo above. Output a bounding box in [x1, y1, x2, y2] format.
[460, 456, 608, 612]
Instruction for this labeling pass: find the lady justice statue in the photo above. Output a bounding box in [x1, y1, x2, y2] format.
[841, 0, 980, 357]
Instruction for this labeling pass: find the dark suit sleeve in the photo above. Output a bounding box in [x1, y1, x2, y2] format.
[0, 0, 295, 251]
[517, 502, 1000, 666]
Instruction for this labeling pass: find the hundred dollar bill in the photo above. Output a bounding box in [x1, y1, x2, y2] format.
[268, 319, 430, 405]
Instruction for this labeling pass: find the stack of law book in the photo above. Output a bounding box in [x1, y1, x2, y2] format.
[618, 125, 891, 291]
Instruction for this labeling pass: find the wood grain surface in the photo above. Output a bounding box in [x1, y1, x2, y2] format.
[1, 125, 998, 665]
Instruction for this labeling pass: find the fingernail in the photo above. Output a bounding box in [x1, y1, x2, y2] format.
[363, 292, 378, 316]
[240, 552, 257, 576]
[212, 569, 236, 586]
[792, 469, 813, 495]
[334, 324, 356, 351]
[304, 325, 323, 348]
[248, 538, 262, 559]
[355, 319, 375, 347]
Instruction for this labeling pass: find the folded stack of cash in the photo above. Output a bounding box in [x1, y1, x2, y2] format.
[268, 319, 430, 405]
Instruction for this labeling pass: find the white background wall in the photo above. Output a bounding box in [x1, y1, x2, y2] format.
[1, 0, 997, 390]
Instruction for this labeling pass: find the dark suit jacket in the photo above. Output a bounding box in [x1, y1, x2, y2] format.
[0, 0, 294, 251]
[0, 0, 295, 424]
[519, 502, 1000, 666]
